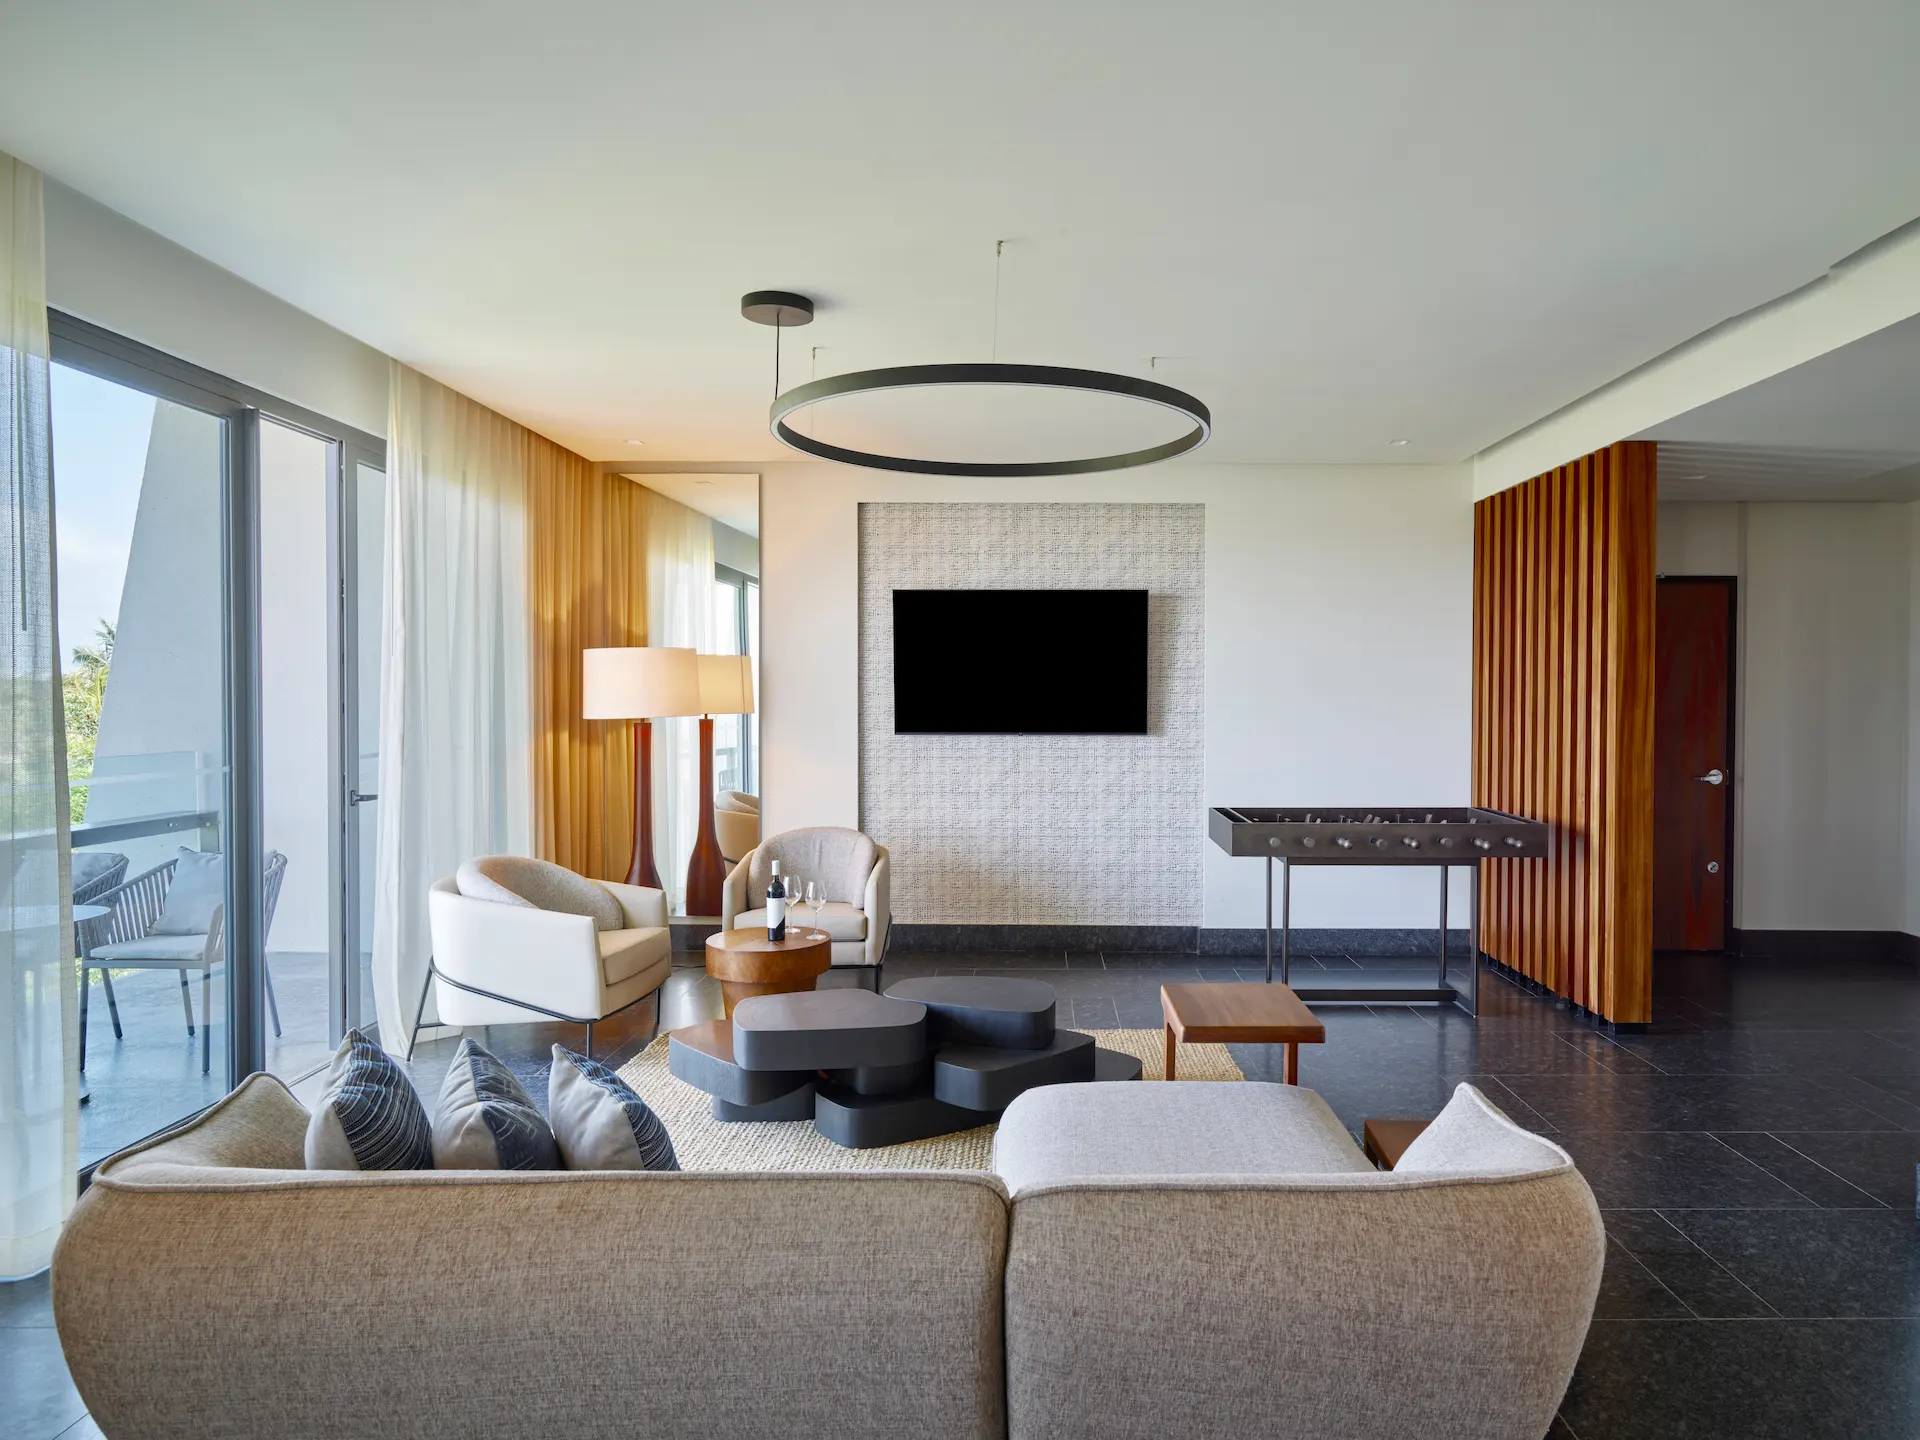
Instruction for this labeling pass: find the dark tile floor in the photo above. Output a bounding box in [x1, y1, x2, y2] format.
[9, 946, 1919, 1439]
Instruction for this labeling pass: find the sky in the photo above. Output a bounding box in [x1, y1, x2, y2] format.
[49, 361, 152, 668]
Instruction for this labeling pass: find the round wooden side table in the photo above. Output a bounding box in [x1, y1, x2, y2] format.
[704, 926, 832, 1018]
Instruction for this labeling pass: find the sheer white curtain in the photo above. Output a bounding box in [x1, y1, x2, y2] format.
[643, 489, 714, 914]
[372, 364, 532, 1049]
[1, 154, 72, 1278]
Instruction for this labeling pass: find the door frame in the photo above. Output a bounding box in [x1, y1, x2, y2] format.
[1656, 575, 1738, 950]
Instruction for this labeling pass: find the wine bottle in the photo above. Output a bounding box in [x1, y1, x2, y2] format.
[766, 860, 787, 943]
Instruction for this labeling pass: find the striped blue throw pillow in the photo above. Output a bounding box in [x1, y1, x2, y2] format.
[547, 1045, 679, 1171]
[305, 1028, 433, 1170]
[433, 1039, 559, 1170]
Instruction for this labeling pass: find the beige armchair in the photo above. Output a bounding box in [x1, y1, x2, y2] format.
[723, 827, 890, 988]
[418, 856, 671, 1059]
[714, 790, 760, 864]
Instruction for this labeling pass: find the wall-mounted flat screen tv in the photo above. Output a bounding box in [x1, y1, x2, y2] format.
[892, 589, 1149, 734]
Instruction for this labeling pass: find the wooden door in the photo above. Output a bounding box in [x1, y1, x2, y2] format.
[1653, 578, 1734, 950]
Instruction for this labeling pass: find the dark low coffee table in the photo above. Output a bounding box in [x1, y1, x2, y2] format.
[668, 975, 1143, 1148]
[1160, 982, 1325, 1084]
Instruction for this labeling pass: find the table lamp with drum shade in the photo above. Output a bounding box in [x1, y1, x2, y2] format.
[582, 647, 702, 890]
[685, 653, 756, 916]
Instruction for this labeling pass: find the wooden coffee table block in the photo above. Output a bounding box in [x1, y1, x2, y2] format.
[884, 976, 1057, 1049]
[732, 989, 928, 1072]
[704, 927, 832, 1018]
[933, 1030, 1096, 1112]
[1160, 982, 1326, 1084]
[668, 1020, 813, 1107]
[1363, 1117, 1432, 1170]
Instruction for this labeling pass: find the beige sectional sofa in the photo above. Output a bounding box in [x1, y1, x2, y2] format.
[54, 1073, 1601, 1440]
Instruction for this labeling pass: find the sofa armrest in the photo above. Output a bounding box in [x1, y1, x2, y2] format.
[865, 847, 890, 967]
[722, 848, 757, 930]
[599, 880, 668, 930]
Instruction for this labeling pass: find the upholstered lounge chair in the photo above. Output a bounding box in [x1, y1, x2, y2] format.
[714, 790, 760, 864]
[722, 827, 890, 988]
[419, 856, 671, 1059]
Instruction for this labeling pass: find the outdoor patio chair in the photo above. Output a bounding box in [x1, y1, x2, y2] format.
[82, 850, 288, 1073]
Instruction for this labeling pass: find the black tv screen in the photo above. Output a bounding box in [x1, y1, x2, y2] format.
[892, 589, 1149, 734]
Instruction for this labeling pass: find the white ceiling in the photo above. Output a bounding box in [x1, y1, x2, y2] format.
[626, 472, 759, 536]
[1642, 310, 1920, 501]
[5, 1, 1920, 466]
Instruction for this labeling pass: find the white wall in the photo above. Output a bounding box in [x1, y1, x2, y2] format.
[761, 461, 1476, 931]
[1740, 504, 1912, 931]
[259, 422, 333, 953]
[44, 179, 388, 436]
[713, 519, 758, 578]
[1657, 502, 1742, 577]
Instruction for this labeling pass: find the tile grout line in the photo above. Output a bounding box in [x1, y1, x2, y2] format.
[1651, 1205, 1782, 1319]
[1756, 1130, 1891, 1209]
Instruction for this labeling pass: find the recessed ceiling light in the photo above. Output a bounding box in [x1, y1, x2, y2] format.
[1388, 438, 1410, 447]
[694, 479, 713, 485]
[624, 438, 645, 446]
[1678, 473, 1708, 481]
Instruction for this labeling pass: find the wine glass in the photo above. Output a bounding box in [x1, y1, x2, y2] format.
[804, 880, 824, 938]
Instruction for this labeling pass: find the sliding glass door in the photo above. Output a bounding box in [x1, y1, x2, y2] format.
[50, 315, 385, 1166]
[51, 360, 236, 1165]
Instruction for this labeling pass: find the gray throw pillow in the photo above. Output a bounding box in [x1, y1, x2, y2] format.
[150, 848, 225, 936]
[433, 1038, 558, 1170]
[547, 1045, 678, 1171]
[455, 855, 626, 933]
[305, 1028, 434, 1170]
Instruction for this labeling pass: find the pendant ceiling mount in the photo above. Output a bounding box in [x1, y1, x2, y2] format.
[740, 291, 815, 327]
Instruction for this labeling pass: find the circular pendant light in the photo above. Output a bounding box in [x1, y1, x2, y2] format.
[740, 289, 1211, 477]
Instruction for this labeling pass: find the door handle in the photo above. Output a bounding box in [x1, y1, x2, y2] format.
[1694, 769, 1724, 786]
[349, 790, 378, 805]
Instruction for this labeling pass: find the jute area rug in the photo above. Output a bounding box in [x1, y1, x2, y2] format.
[617, 1028, 1244, 1173]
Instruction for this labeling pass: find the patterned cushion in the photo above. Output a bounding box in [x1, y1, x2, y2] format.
[432, 1039, 559, 1170]
[304, 1029, 433, 1171]
[547, 1045, 679, 1171]
[456, 855, 625, 933]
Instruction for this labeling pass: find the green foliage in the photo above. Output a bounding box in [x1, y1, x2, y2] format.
[63, 620, 113, 823]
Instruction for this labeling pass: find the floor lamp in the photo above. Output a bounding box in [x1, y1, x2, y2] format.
[686, 653, 756, 916]
[582, 647, 702, 890]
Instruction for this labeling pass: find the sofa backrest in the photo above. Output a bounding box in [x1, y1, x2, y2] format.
[56, 1074, 1010, 1440]
[1003, 1165, 1603, 1440]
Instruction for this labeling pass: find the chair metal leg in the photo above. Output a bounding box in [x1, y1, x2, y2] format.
[202, 965, 212, 1075]
[179, 971, 196, 1035]
[404, 961, 437, 1061]
[264, 956, 282, 1038]
[101, 971, 123, 1039]
[584, 1020, 594, 1061]
[78, 967, 91, 1073]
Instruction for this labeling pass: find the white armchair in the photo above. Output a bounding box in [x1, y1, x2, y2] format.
[722, 827, 890, 989]
[417, 856, 672, 1060]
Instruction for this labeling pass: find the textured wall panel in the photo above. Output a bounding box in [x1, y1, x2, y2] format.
[1473, 442, 1655, 1024]
[859, 503, 1204, 925]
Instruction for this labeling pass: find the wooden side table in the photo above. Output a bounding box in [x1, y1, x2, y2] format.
[1160, 982, 1325, 1084]
[1362, 1118, 1432, 1170]
[705, 927, 832, 1018]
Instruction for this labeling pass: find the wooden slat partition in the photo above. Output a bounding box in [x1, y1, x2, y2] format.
[1473, 441, 1655, 1023]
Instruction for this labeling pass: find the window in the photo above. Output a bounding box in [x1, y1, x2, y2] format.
[712, 561, 758, 795]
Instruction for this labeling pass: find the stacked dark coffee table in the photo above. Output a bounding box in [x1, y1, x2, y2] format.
[668, 976, 1143, 1148]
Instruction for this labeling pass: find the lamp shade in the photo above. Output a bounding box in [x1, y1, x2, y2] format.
[582, 647, 702, 720]
[697, 653, 756, 716]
